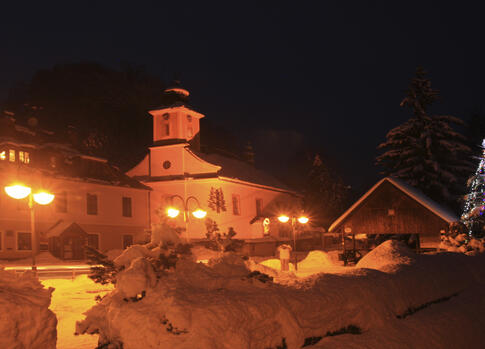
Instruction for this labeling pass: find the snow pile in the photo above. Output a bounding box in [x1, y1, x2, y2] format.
[297, 250, 334, 270]
[77, 243, 485, 349]
[0, 269, 57, 349]
[440, 233, 485, 254]
[356, 239, 417, 271]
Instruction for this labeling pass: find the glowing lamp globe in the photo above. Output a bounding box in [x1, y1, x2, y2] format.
[167, 207, 180, 218]
[5, 185, 31, 199]
[278, 215, 290, 223]
[192, 209, 207, 219]
[297, 216, 309, 224]
[33, 192, 55, 205]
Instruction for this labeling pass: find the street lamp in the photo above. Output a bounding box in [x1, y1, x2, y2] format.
[4, 183, 55, 272]
[277, 214, 310, 270]
[166, 195, 207, 240]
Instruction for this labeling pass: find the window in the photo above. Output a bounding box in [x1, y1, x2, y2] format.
[123, 234, 133, 249]
[256, 198, 263, 216]
[56, 191, 68, 213]
[187, 127, 193, 138]
[9, 149, 15, 162]
[19, 151, 30, 164]
[232, 194, 241, 215]
[0, 150, 5, 160]
[122, 197, 132, 217]
[162, 114, 170, 136]
[187, 114, 192, 122]
[17, 232, 32, 250]
[86, 193, 98, 215]
[87, 234, 99, 250]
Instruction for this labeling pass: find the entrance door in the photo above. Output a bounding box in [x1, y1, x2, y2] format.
[63, 236, 86, 260]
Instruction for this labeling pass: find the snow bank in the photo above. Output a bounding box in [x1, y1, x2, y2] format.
[0, 269, 57, 349]
[298, 250, 334, 270]
[356, 239, 416, 271]
[77, 243, 485, 349]
[440, 233, 485, 254]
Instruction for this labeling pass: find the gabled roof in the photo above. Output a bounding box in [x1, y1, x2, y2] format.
[46, 221, 87, 238]
[328, 177, 459, 232]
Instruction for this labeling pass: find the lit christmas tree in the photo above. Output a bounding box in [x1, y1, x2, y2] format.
[461, 139, 485, 237]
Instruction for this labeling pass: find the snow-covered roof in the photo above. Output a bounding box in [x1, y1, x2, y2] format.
[46, 221, 87, 238]
[328, 177, 459, 232]
[194, 151, 294, 192]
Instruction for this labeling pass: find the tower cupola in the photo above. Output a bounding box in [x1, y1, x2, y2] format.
[148, 81, 204, 149]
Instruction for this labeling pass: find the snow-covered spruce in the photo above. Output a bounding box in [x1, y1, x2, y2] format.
[0, 269, 57, 349]
[76, 241, 485, 349]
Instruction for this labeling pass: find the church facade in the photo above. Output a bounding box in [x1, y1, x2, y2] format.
[127, 83, 299, 242]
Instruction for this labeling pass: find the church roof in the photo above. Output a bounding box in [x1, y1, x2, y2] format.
[194, 151, 294, 192]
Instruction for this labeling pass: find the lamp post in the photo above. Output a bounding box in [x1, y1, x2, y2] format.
[278, 214, 309, 270]
[166, 194, 207, 241]
[4, 184, 55, 273]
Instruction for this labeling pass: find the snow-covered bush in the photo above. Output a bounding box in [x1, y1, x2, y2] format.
[76, 241, 485, 349]
[0, 269, 57, 349]
[440, 222, 485, 254]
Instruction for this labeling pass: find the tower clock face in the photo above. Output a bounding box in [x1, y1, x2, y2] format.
[163, 113, 170, 120]
[163, 160, 171, 169]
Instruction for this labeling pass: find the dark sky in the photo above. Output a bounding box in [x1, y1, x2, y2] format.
[1, 2, 484, 193]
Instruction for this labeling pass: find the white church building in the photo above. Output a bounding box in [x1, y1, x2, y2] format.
[127, 83, 300, 244]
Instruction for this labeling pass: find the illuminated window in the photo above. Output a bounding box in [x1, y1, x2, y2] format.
[122, 197, 132, 217]
[19, 151, 30, 164]
[86, 193, 98, 215]
[9, 149, 15, 162]
[232, 194, 241, 216]
[17, 232, 32, 250]
[0, 151, 5, 160]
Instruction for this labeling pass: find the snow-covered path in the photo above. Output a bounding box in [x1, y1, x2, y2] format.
[41, 275, 113, 349]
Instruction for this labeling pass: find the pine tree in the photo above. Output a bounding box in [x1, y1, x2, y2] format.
[208, 187, 226, 213]
[85, 245, 120, 285]
[461, 139, 485, 237]
[304, 154, 350, 227]
[376, 67, 473, 210]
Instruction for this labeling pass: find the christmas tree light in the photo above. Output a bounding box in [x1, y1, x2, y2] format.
[461, 139, 485, 237]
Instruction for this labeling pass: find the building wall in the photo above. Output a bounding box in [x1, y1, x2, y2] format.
[151, 108, 202, 143]
[148, 177, 296, 240]
[334, 181, 449, 247]
[0, 176, 150, 259]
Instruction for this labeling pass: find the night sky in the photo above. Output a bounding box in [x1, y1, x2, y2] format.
[1, 2, 484, 193]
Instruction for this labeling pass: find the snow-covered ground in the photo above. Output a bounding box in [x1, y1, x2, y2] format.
[75, 242, 485, 349]
[42, 275, 113, 349]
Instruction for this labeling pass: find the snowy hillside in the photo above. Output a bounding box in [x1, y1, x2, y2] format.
[76, 242, 485, 349]
[0, 269, 57, 349]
